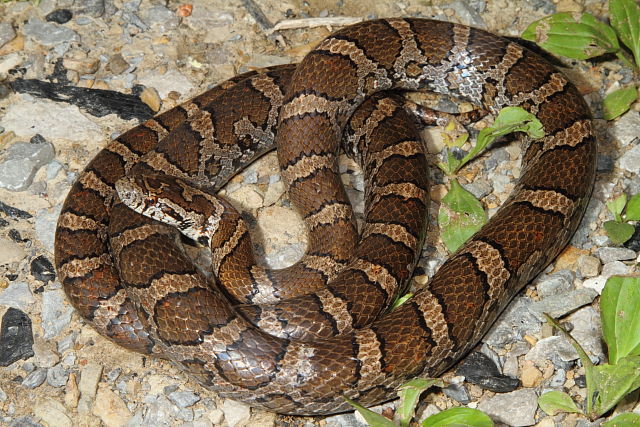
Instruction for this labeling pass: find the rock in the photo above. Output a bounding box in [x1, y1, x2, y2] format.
[168, 390, 201, 408]
[23, 17, 79, 46]
[525, 336, 578, 368]
[601, 260, 630, 277]
[45, 9, 73, 24]
[75, 0, 106, 17]
[78, 362, 103, 413]
[443, 382, 470, 403]
[41, 290, 73, 339]
[32, 339, 60, 368]
[137, 69, 195, 99]
[456, 352, 519, 392]
[220, 399, 251, 427]
[0, 237, 25, 265]
[0, 22, 16, 47]
[548, 368, 566, 388]
[63, 57, 100, 74]
[619, 143, 640, 174]
[535, 270, 574, 298]
[107, 53, 130, 74]
[34, 397, 73, 427]
[22, 368, 48, 388]
[64, 372, 80, 409]
[0, 308, 34, 366]
[520, 360, 543, 387]
[596, 247, 637, 263]
[566, 306, 605, 362]
[462, 179, 492, 199]
[140, 86, 161, 112]
[577, 255, 600, 278]
[0, 98, 103, 142]
[483, 297, 542, 347]
[47, 364, 69, 387]
[477, 389, 538, 426]
[93, 386, 132, 427]
[143, 5, 179, 30]
[609, 111, 640, 146]
[30, 255, 56, 284]
[35, 206, 61, 254]
[0, 136, 56, 191]
[527, 288, 598, 321]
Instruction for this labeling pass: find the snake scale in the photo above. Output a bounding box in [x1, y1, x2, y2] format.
[54, 18, 596, 415]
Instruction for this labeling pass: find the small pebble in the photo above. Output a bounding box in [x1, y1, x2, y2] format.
[30, 255, 56, 284]
[596, 246, 636, 263]
[45, 9, 73, 24]
[169, 390, 201, 408]
[22, 368, 47, 388]
[0, 307, 34, 367]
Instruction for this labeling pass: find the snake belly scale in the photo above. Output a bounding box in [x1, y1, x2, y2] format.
[54, 18, 596, 415]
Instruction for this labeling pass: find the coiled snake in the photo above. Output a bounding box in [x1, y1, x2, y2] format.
[54, 18, 596, 415]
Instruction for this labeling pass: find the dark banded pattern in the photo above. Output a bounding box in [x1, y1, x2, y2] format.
[54, 18, 596, 415]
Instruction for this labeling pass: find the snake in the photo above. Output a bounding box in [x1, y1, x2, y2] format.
[54, 18, 596, 415]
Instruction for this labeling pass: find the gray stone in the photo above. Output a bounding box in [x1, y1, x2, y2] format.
[0, 137, 55, 191]
[462, 179, 492, 199]
[483, 297, 542, 347]
[143, 6, 179, 30]
[602, 260, 631, 277]
[22, 368, 47, 388]
[477, 389, 537, 426]
[535, 270, 574, 298]
[527, 288, 598, 321]
[168, 391, 200, 408]
[609, 111, 640, 146]
[325, 412, 367, 427]
[444, 0, 487, 27]
[577, 255, 600, 278]
[567, 306, 605, 362]
[23, 17, 79, 46]
[443, 382, 470, 404]
[596, 247, 637, 263]
[548, 368, 566, 388]
[75, 0, 105, 17]
[33, 340, 59, 368]
[0, 386, 6, 401]
[35, 205, 62, 254]
[47, 364, 69, 387]
[57, 333, 75, 354]
[41, 290, 73, 339]
[619, 143, 640, 174]
[0, 282, 35, 311]
[525, 335, 578, 367]
[0, 23, 16, 47]
[138, 395, 175, 427]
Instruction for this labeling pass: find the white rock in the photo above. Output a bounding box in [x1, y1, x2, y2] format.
[0, 281, 34, 310]
[78, 362, 103, 413]
[34, 397, 73, 427]
[0, 97, 103, 142]
[137, 68, 195, 99]
[220, 399, 251, 427]
[477, 389, 537, 426]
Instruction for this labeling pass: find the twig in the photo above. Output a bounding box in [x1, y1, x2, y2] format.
[267, 17, 363, 34]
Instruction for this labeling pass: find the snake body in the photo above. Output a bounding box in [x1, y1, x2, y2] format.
[54, 18, 596, 415]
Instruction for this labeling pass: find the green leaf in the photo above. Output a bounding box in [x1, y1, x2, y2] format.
[589, 355, 640, 418]
[601, 276, 640, 365]
[390, 293, 413, 311]
[522, 13, 620, 60]
[609, 0, 640, 67]
[343, 397, 396, 427]
[603, 220, 635, 244]
[625, 193, 640, 221]
[438, 179, 487, 253]
[456, 107, 544, 173]
[607, 194, 628, 220]
[602, 412, 640, 427]
[422, 408, 494, 427]
[538, 391, 581, 416]
[398, 378, 444, 427]
[603, 86, 638, 120]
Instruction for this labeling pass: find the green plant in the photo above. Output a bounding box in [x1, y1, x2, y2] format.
[604, 193, 640, 244]
[437, 107, 544, 252]
[538, 275, 640, 421]
[522, 0, 640, 119]
[345, 378, 494, 426]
